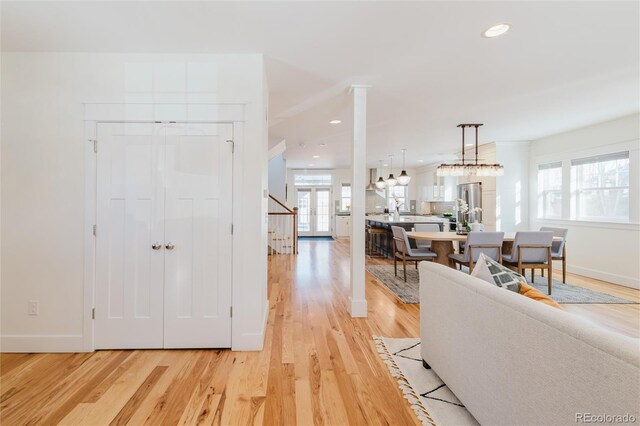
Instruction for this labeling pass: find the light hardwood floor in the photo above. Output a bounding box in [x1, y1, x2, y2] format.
[1, 239, 638, 425]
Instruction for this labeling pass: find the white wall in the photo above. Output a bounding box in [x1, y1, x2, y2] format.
[268, 153, 287, 206]
[495, 142, 530, 232]
[1, 52, 269, 351]
[529, 114, 640, 289]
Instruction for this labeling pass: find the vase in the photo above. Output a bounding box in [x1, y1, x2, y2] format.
[470, 221, 484, 232]
[393, 210, 400, 221]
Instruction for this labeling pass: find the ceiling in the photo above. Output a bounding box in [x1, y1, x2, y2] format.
[2, 1, 639, 169]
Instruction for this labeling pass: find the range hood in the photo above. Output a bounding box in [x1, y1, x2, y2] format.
[366, 168, 377, 190]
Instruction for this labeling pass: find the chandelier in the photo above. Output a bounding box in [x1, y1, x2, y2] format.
[437, 124, 504, 177]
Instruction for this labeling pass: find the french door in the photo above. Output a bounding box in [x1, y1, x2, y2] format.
[94, 122, 233, 349]
[296, 187, 332, 236]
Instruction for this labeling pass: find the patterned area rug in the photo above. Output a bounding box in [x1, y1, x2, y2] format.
[366, 264, 637, 304]
[374, 336, 478, 426]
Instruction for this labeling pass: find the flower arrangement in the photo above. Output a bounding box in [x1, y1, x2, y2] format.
[392, 194, 405, 214]
[456, 198, 482, 231]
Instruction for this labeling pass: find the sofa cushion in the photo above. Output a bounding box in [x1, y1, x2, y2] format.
[519, 282, 562, 309]
[470, 252, 522, 292]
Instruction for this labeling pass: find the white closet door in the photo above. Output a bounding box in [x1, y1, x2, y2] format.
[95, 123, 165, 349]
[162, 123, 233, 348]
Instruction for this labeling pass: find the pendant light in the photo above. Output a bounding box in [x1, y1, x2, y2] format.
[386, 155, 397, 188]
[397, 148, 411, 186]
[375, 160, 386, 189]
[436, 124, 504, 177]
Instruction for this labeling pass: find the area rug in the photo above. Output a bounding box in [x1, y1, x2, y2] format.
[374, 336, 478, 426]
[366, 265, 637, 304]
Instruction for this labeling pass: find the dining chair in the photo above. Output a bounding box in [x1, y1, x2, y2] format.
[414, 223, 441, 249]
[449, 232, 505, 273]
[502, 231, 554, 294]
[540, 226, 568, 283]
[391, 226, 436, 282]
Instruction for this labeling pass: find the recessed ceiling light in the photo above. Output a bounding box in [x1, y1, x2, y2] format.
[418, 160, 424, 163]
[319, 143, 327, 147]
[308, 164, 314, 167]
[383, 164, 388, 167]
[329, 120, 342, 124]
[312, 155, 320, 158]
[483, 23, 511, 38]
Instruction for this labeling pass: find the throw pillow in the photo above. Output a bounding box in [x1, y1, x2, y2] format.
[470, 253, 523, 292]
[519, 282, 563, 309]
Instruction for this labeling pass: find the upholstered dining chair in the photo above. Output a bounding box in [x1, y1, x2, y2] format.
[502, 231, 554, 294]
[414, 223, 441, 249]
[391, 226, 436, 282]
[449, 232, 505, 273]
[540, 226, 568, 283]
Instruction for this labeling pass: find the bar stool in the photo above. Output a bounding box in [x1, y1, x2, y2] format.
[366, 226, 386, 257]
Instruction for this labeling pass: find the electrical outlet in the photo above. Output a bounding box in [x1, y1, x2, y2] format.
[28, 300, 39, 316]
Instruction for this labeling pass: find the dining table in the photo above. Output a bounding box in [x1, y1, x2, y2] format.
[405, 231, 563, 267]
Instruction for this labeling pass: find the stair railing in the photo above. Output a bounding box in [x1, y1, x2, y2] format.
[268, 194, 298, 255]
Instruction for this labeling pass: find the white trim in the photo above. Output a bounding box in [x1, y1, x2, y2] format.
[83, 103, 246, 352]
[534, 218, 640, 231]
[232, 300, 269, 351]
[82, 118, 97, 352]
[349, 297, 368, 318]
[567, 265, 640, 290]
[1, 335, 86, 353]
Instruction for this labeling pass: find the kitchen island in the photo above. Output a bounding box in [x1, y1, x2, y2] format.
[365, 215, 451, 257]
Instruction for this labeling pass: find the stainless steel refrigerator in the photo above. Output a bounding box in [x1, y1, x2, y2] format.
[457, 182, 482, 224]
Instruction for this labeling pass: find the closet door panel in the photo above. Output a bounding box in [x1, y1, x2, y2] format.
[94, 122, 165, 349]
[163, 123, 233, 348]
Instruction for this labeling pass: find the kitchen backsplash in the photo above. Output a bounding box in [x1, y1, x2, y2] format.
[427, 201, 456, 215]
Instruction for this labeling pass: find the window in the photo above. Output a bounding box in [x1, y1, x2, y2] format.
[294, 174, 332, 186]
[340, 183, 351, 211]
[537, 162, 563, 218]
[571, 151, 629, 221]
[388, 186, 409, 212]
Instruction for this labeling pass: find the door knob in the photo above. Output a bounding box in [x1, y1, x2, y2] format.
[152, 242, 162, 250]
[165, 242, 175, 250]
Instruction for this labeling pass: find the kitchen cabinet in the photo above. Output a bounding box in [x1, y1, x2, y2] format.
[428, 172, 457, 201]
[335, 215, 351, 238]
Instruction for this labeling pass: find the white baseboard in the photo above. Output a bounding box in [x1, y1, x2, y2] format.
[232, 300, 269, 351]
[349, 297, 368, 317]
[0, 334, 86, 353]
[566, 264, 640, 290]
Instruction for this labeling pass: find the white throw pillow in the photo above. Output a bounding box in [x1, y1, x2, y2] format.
[471, 253, 522, 292]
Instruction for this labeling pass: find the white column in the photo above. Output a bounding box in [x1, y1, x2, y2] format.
[349, 84, 370, 317]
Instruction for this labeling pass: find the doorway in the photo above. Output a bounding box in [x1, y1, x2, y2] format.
[296, 187, 332, 236]
[94, 122, 233, 349]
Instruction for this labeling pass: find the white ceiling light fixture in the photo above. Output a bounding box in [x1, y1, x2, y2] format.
[375, 160, 387, 189]
[397, 148, 411, 186]
[437, 123, 504, 177]
[483, 23, 511, 38]
[312, 155, 320, 158]
[386, 155, 397, 188]
[329, 119, 342, 124]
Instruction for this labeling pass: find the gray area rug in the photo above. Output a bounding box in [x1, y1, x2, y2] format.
[366, 264, 637, 305]
[374, 336, 477, 426]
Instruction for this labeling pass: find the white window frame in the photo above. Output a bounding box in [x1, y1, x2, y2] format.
[570, 151, 630, 222]
[388, 186, 409, 212]
[537, 161, 563, 219]
[340, 183, 351, 212]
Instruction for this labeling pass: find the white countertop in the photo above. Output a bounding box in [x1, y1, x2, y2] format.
[365, 215, 450, 224]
